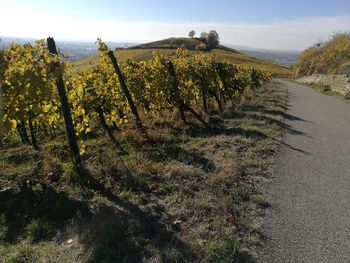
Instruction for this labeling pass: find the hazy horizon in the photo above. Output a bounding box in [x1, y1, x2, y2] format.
[0, 36, 302, 53]
[1, 0, 350, 51]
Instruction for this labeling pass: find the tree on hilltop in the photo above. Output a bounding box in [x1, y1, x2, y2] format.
[200, 32, 208, 40]
[189, 30, 196, 38]
[199, 31, 220, 50]
[207, 30, 220, 49]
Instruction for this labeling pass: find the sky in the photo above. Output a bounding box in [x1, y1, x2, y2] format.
[1, 0, 350, 50]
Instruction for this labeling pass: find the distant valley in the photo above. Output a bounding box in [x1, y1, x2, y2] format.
[229, 45, 300, 67]
[1, 37, 299, 67]
[1, 37, 137, 61]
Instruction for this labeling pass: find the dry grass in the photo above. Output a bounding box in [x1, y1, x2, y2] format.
[0, 82, 286, 262]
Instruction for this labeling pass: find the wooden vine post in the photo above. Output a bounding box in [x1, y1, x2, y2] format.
[47, 37, 80, 163]
[28, 111, 38, 149]
[107, 50, 148, 137]
[166, 61, 187, 123]
[166, 61, 209, 128]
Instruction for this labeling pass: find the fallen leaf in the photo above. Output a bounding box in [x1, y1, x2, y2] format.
[148, 184, 159, 192]
[226, 214, 236, 226]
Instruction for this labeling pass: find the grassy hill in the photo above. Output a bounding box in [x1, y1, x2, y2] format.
[129, 37, 207, 50]
[294, 32, 350, 77]
[71, 37, 290, 76]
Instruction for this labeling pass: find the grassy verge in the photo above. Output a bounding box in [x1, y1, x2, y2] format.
[0, 82, 286, 263]
[302, 82, 350, 100]
[311, 83, 340, 96]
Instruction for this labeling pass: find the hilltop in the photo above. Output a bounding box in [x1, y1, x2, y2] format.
[130, 37, 209, 50]
[71, 37, 290, 76]
[129, 37, 238, 53]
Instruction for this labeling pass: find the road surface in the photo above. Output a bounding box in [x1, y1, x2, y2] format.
[261, 80, 350, 263]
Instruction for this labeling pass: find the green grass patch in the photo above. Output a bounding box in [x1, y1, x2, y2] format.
[312, 83, 333, 95]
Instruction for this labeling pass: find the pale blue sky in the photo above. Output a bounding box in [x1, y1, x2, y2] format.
[1, 0, 350, 50]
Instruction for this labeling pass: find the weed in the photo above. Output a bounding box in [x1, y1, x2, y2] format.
[253, 195, 270, 208]
[345, 91, 350, 100]
[62, 161, 81, 183]
[0, 214, 7, 243]
[315, 83, 332, 93]
[207, 232, 242, 263]
[4, 242, 37, 263]
[26, 219, 56, 242]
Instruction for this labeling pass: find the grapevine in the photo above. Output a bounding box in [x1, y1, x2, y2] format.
[0, 38, 271, 155]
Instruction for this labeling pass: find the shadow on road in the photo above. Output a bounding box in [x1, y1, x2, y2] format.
[279, 140, 311, 155]
[239, 98, 313, 155]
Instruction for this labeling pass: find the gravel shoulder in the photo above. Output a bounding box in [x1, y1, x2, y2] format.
[261, 79, 350, 263]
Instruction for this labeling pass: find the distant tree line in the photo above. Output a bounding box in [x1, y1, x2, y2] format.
[188, 30, 220, 51]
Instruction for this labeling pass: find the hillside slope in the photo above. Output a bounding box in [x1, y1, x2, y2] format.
[294, 32, 350, 77]
[71, 38, 290, 76]
[129, 37, 207, 50]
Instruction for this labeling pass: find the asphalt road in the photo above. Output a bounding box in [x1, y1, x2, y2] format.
[261, 80, 350, 263]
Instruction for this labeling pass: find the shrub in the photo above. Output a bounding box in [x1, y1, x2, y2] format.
[313, 83, 332, 93]
[294, 32, 350, 77]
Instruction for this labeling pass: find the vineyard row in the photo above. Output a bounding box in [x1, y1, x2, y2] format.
[0, 38, 271, 159]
